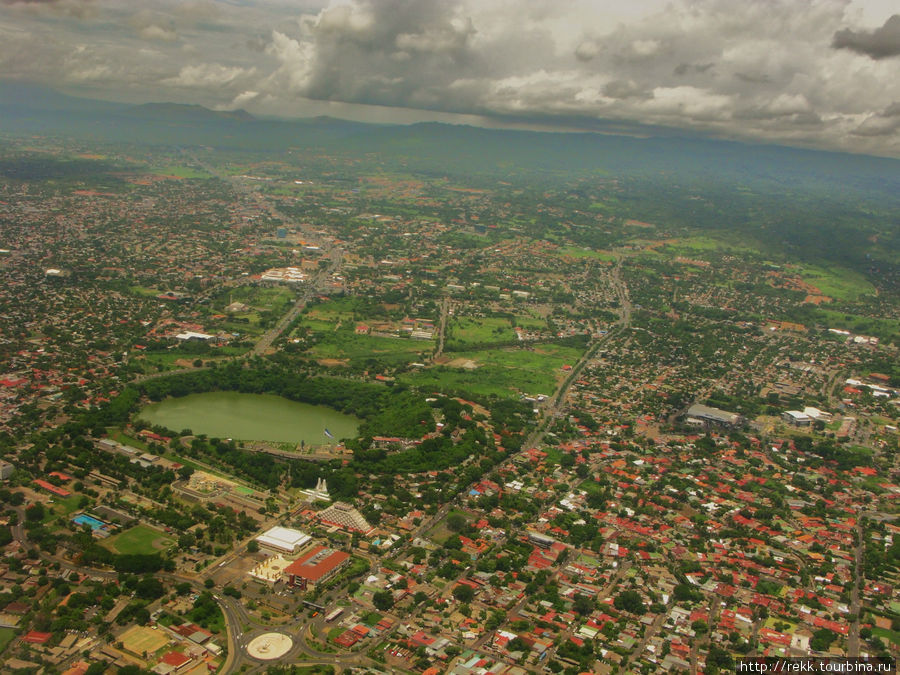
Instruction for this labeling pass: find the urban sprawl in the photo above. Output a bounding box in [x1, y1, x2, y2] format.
[0, 137, 898, 675]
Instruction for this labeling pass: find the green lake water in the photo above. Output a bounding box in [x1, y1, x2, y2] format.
[138, 391, 359, 444]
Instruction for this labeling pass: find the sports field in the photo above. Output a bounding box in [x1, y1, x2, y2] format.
[120, 625, 168, 655]
[104, 524, 175, 555]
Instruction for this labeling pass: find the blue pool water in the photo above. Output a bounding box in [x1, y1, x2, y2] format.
[73, 514, 106, 530]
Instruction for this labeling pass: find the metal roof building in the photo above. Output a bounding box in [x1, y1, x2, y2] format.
[685, 403, 743, 427]
[255, 526, 312, 556]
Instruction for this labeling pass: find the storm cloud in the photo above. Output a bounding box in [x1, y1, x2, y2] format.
[1, 0, 898, 156]
[833, 14, 900, 59]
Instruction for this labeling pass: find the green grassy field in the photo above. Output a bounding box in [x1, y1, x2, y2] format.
[129, 285, 162, 297]
[542, 447, 565, 465]
[140, 344, 250, 371]
[104, 524, 175, 555]
[299, 318, 336, 333]
[812, 309, 900, 341]
[56, 494, 85, 516]
[234, 285, 295, 310]
[308, 330, 433, 364]
[208, 285, 295, 336]
[515, 313, 550, 331]
[152, 165, 212, 179]
[108, 429, 150, 450]
[658, 235, 762, 257]
[578, 478, 604, 496]
[303, 297, 362, 323]
[0, 628, 16, 656]
[401, 344, 582, 398]
[557, 246, 616, 261]
[872, 626, 900, 646]
[425, 509, 472, 544]
[795, 263, 876, 300]
[447, 316, 516, 347]
[763, 617, 798, 633]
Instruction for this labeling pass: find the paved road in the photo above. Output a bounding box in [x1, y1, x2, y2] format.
[463, 257, 635, 660]
[689, 599, 721, 673]
[848, 515, 865, 657]
[435, 295, 450, 358]
[251, 281, 319, 356]
[522, 256, 631, 451]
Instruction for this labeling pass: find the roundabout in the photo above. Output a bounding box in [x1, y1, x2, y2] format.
[246, 632, 294, 661]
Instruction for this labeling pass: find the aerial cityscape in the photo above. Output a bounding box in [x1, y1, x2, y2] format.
[0, 1, 899, 675]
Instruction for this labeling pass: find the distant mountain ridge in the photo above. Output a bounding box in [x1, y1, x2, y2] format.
[126, 102, 255, 123]
[0, 81, 898, 194]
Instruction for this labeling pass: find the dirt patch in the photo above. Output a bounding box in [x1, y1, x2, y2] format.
[446, 358, 480, 369]
[318, 358, 348, 367]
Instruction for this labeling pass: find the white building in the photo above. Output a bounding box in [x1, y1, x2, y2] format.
[255, 526, 312, 556]
[174, 331, 216, 342]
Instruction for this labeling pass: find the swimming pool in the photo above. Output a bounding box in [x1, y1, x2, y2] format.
[73, 514, 106, 530]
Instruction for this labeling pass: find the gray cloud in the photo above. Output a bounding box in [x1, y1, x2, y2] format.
[246, 34, 269, 53]
[575, 40, 601, 62]
[267, 0, 480, 109]
[602, 79, 652, 100]
[853, 101, 900, 137]
[129, 11, 178, 42]
[735, 72, 771, 84]
[0, 0, 95, 18]
[0, 0, 88, 5]
[833, 14, 900, 59]
[1, 0, 898, 156]
[674, 62, 714, 76]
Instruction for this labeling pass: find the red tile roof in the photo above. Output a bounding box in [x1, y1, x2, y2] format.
[22, 630, 52, 644]
[160, 652, 192, 668]
[34, 479, 71, 497]
[284, 546, 350, 583]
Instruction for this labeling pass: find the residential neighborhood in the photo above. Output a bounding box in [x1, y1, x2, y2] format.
[0, 107, 897, 675]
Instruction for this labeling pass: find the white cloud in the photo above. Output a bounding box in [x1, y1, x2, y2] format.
[139, 24, 177, 42]
[163, 63, 255, 88]
[2, 0, 898, 155]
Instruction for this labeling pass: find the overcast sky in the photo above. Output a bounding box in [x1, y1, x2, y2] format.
[2, 0, 898, 156]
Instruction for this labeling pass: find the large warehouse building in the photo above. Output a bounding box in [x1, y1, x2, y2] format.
[685, 403, 743, 428]
[255, 526, 313, 556]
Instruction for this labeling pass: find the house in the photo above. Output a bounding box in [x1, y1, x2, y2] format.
[791, 628, 813, 653]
